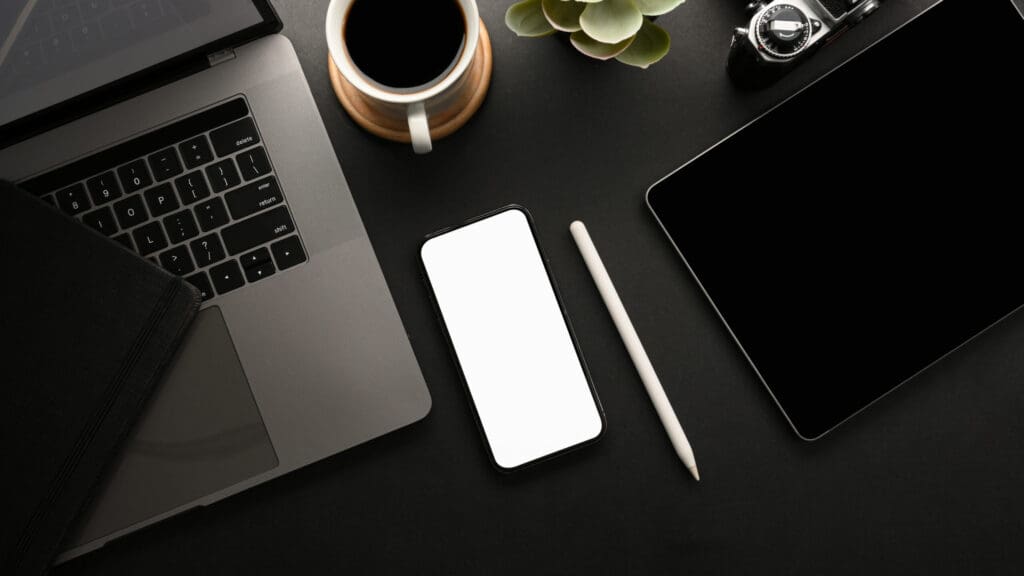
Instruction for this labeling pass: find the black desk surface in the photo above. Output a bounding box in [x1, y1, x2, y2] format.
[61, 1, 1024, 574]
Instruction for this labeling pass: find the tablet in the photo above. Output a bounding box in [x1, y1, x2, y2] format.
[647, 0, 1024, 440]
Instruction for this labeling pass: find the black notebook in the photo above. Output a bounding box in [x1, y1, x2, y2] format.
[0, 182, 201, 575]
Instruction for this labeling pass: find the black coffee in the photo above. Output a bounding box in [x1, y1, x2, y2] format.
[345, 0, 466, 89]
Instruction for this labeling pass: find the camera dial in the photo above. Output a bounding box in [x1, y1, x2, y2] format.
[756, 4, 811, 58]
[729, 0, 883, 88]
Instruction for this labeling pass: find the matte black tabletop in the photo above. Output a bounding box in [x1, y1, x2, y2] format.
[61, 1, 1024, 574]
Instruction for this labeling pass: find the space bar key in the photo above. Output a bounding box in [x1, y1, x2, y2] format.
[222, 206, 296, 255]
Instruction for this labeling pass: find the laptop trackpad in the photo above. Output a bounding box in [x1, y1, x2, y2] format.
[70, 307, 278, 547]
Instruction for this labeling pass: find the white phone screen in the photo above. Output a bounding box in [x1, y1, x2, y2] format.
[421, 208, 604, 470]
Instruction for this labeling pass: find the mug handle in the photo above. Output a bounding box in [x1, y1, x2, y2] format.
[407, 102, 432, 154]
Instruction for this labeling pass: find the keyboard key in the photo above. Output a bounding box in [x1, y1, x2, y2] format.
[144, 182, 179, 217]
[210, 260, 245, 295]
[194, 197, 229, 231]
[163, 209, 199, 243]
[81, 0, 110, 20]
[160, 246, 195, 276]
[42, 195, 56, 206]
[190, 233, 226, 267]
[130, 0, 165, 28]
[83, 206, 118, 236]
[118, 159, 152, 193]
[236, 147, 271, 181]
[179, 135, 214, 169]
[186, 271, 214, 301]
[43, 32, 72, 69]
[132, 221, 168, 256]
[13, 40, 39, 64]
[112, 233, 133, 250]
[240, 247, 276, 283]
[69, 21, 102, 54]
[205, 159, 240, 192]
[56, 183, 90, 215]
[271, 235, 307, 271]
[86, 171, 122, 205]
[174, 171, 211, 205]
[51, 6, 82, 29]
[25, 15, 52, 40]
[245, 261, 276, 283]
[225, 176, 282, 219]
[148, 147, 184, 181]
[239, 247, 271, 269]
[10, 43, 44, 73]
[113, 194, 147, 228]
[221, 206, 295, 256]
[100, 9, 132, 40]
[210, 117, 260, 157]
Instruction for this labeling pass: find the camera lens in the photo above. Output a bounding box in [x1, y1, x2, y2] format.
[757, 4, 811, 58]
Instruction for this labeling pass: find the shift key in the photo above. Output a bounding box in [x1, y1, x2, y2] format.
[222, 206, 296, 255]
[225, 176, 282, 219]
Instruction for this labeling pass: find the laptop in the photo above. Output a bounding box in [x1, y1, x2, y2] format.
[647, 0, 1024, 440]
[0, 0, 431, 561]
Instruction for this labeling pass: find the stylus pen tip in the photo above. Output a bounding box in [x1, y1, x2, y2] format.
[689, 466, 700, 482]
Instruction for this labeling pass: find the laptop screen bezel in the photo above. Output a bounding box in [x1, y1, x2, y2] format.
[0, 0, 282, 149]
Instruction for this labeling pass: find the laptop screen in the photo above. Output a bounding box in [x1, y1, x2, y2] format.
[0, 0, 270, 130]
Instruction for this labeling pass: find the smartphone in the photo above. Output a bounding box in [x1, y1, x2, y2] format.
[421, 206, 605, 471]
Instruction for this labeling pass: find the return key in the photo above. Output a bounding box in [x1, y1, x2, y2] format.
[225, 176, 282, 219]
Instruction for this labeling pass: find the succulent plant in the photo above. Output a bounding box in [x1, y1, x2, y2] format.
[505, 0, 685, 68]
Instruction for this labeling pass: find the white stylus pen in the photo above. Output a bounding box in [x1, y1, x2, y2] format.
[570, 221, 700, 481]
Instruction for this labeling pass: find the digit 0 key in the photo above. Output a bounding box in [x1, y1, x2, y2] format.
[118, 159, 152, 193]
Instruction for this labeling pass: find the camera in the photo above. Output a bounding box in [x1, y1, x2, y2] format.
[727, 0, 882, 88]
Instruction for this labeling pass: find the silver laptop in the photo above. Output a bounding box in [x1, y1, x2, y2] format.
[0, 0, 431, 561]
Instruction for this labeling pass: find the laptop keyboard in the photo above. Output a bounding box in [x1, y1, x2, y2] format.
[19, 97, 308, 302]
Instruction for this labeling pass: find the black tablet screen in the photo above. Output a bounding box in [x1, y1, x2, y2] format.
[647, 0, 1024, 439]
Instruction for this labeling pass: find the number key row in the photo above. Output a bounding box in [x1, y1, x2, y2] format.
[51, 145, 272, 220]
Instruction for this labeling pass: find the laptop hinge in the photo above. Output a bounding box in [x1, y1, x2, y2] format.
[207, 49, 237, 67]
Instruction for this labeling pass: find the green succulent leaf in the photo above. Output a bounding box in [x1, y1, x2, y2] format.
[569, 30, 635, 60]
[565, 0, 603, 3]
[543, 0, 586, 32]
[506, 0, 556, 37]
[615, 18, 670, 68]
[579, 0, 643, 45]
[633, 0, 687, 17]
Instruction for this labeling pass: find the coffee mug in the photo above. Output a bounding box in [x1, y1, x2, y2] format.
[326, 0, 483, 154]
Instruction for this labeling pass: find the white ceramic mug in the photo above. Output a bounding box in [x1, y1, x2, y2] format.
[326, 0, 481, 154]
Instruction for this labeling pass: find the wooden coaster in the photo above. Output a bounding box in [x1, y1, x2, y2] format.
[328, 20, 493, 144]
